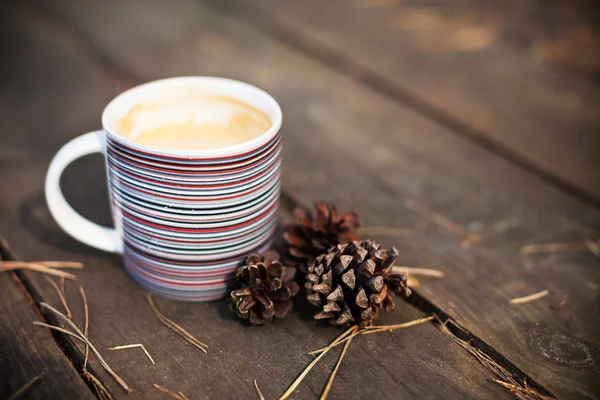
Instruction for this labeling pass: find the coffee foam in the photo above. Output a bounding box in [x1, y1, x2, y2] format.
[115, 90, 272, 151]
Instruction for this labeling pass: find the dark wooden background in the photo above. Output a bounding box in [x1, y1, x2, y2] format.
[1, 1, 599, 399]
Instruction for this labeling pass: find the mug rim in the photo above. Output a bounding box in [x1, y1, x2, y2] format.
[101, 76, 283, 159]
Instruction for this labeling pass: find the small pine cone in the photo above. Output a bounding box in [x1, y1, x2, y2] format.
[231, 251, 299, 325]
[283, 200, 361, 271]
[305, 240, 411, 326]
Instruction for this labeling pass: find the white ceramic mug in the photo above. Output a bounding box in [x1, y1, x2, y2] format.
[45, 77, 283, 300]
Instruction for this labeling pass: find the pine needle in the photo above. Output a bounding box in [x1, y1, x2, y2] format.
[492, 379, 554, 400]
[254, 379, 266, 400]
[147, 294, 208, 353]
[83, 369, 113, 400]
[0, 261, 83, 269]
[34, 321, 130, 393]
[79, 285, 90, 369]
[44, 276, 72, 319]
[76, 285, 111, 399]
[308, 330, 363, 355]
[35, 303, 131, 392]
[519, 243, 587, 255]
[392, 266, 445, 278]
[405, 199, 482, 246]
[280, 325, 358, 400]
[108, 344, 155, 365]
[320, 333, 355, 400]
[7, 376, 40, 400]
[153, 384, 188, 400]
[310, 316, 434, 355]
[362, 316, 435, 334]
[509, 290, 550, 305]
[0, 262, 77, 279]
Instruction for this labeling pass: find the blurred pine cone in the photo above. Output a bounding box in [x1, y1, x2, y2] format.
[231, 251, 299, 325]
[283, 200, 361, 271]
[305, 240, 411, 326]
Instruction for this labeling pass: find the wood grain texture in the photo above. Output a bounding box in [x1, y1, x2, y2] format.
[210, 0, 600, 205]
[0, 270, 94, 399]
[0, 1, 511, 399]
[35, 0, 600, 398]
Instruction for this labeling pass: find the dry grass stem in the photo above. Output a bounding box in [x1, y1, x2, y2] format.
[405, 199, 482, 246]
[254, 379, 266, 400]
[584, 239, 600, 258]
[0, 261, 83, 269]
[280, 326, 358, 400]
[509, 290, 549, 305]
[436, 317, 554, 400]
[153, 384, 188, 400]
[179, 392, 189, 400]
[44, 276, 72, 319]
[36, 302, 131, 393]
[147, 294, 208, 353]
[310, 316, 434, 355]
[359, 227, 413, 237]
[519, 243, 587, 255]
[79, 285, 90, 369]
[109, 344, 155, 365]
[362, 316, 435, 334]
[7, 376, 40, 400]
[392, 266, 445, 278]
[320, 332, 355, 400]
[0, 262, 77, 279]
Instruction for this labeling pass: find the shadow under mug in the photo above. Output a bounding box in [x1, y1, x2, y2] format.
[45, 77, 283, 301]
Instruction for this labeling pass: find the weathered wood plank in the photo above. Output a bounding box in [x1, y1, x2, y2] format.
[208, 0, 600, 205]
[0, 2, 511, 399]
[36, 0, 600, 398]
[0, 269, 94, 399]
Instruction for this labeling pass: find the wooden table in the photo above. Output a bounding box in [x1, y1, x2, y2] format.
[1, 1, 599, 399]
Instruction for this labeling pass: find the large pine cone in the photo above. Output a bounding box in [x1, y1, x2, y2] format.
[305, 240, 411, 326]
[283, 200, 361, 271]
[231, 251, 299, 325]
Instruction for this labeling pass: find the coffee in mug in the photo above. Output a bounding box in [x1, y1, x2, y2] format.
[115, 91, 272, 151]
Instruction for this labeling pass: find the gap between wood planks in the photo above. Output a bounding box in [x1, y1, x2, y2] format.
[199, 0, 600, 210]
[0, 241, 111, 399]
[4, 2, 558, 398]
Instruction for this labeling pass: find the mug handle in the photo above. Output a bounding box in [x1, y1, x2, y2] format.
[45, 130, 123, 254]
